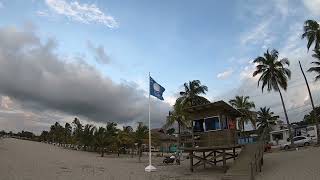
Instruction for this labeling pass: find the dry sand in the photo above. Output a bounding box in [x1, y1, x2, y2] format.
[256, 146, 320, 180]
[2, 138, 320, 180]
[0, 138, 224, 180]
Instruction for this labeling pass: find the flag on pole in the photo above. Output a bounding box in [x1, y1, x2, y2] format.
[149, 77, 165, 100]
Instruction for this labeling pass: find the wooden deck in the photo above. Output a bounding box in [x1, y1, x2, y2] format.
[180, 145, 242, 172]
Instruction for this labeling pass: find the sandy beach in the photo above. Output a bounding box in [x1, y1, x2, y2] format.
[0, 138, 224, 180]
[1, 138, 320, 180]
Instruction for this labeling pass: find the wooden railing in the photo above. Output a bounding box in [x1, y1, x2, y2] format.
[249, 128, 268, 180]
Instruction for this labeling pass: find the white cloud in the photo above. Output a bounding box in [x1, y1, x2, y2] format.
[45, 0, 118, 29]
[217, 69, 234, 80]
[303, 0, 320, 16]
[240, 18, 274, 48]
[274, 0, 289, 18]
[36, 10, 49, 17]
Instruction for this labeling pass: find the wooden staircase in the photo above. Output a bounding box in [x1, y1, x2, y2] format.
[222, 129, 267, 180]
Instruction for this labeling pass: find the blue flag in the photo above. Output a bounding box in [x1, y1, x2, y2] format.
[150, 77, 165, 100]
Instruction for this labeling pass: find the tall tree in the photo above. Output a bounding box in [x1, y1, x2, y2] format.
[106, 122, 119, 153]
[72, 117, 83, 144]
[179, 80, 210, 106]
[135, 122, 148, 162]
[308, 49, 320, 81]
[81, 124, 95, 150]
[64, 123, 72, 144]
[307, 49, 320, 144]
[252, 49, 293, 145]
[302, 20, 320, 51]
[165, 98, 190, 165]
[117, 126, 134, 156]
[256, 107, 278, 133]
[94, 127, 108, 157]
[229, 96, 256, 131]
[49, 122, 64, 144]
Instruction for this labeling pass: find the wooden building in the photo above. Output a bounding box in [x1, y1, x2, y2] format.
[180, 100, 243, 172]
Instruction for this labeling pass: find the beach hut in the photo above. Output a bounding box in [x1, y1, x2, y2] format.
[180, 100, 243, 172]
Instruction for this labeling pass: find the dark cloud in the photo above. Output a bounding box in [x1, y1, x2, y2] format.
[86, 40, 110, 64]
[0, 26, 170, 128]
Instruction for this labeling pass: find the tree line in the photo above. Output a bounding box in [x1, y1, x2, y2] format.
[38, 118, 151, 161]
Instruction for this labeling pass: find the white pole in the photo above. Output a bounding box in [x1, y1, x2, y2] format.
[148, 72, 151, 166]
[145, 72, 156, 172]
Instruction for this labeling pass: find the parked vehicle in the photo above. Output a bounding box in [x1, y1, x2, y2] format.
[280, 136, 312, 150]
[163, 155, 180, 164]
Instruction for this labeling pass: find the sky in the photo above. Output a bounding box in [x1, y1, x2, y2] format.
[0, 0, 320, 134]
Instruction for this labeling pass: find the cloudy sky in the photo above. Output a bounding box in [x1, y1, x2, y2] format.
[0, 0, 320, 134]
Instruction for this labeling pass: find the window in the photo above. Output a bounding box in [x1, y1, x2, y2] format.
[307, 127, 314, 131]
[272, 133, 284, 141]
[293, 137, 305, 141]
[204, 116, 220, 131]
[221, 115, 228, 129]
[193, 119, 204, 132]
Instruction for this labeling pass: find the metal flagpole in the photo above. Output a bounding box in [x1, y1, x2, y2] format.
[145, 72, 156, 172]
[148, 72, 151, 167]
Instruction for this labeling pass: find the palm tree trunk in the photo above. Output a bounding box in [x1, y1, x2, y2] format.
[138, 146, 141, 162]
[299, 61, 319, 144]
[242, 121, 245, 132]
[299, 61, 315, 109]
[177, 121, 181, 165]
[278, 88, 294, 146]
[101, 147, 104, 157]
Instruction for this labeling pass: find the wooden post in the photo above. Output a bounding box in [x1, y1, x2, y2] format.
[203, 152, 206, 168]
[250, 162, 254, 180]
[223, 149, 226, 172]
[214, 151, 217, 165]
[190, 151, 193, 172]
[233, 147, 236, 160]
[191, 121, 195, 147]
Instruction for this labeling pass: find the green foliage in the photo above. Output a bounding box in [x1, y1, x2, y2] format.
[229, 96, 256, 131]
[166, 128, 175, 135]
[253, 49, 291, 92]
[81, 124, 95, 148]
[256, 107, 278, 133]
[302, 20, 320, 51]
[307, 49, 320, 81]
[303, 106, 320, 124]
[179, 80, 210, 107]
[94, 127, 108, 157]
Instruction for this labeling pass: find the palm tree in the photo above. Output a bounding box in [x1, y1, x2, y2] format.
[117, 126, 134, 157]
[256, 107, 278, 133]
[105, 122, 119, 153]
[164, 98, 190, 164]
[229, 96, 256, 131]
[307, 49, 320, 144]
[135, 122, 148, 162]
[308, 49, 320, 81]
[81, 124, 95, 151]
[252, 49, 293, 145]
[94, 127, 108, 157]
[302, 20, 320, 51]
[72, 117, 83, 145]
[179, 80, 210, 106]
[64, 123, 72, 144]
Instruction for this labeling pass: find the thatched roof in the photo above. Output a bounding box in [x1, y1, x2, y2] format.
[151, 128, 177, 142]
[184, 100, 242, 117]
